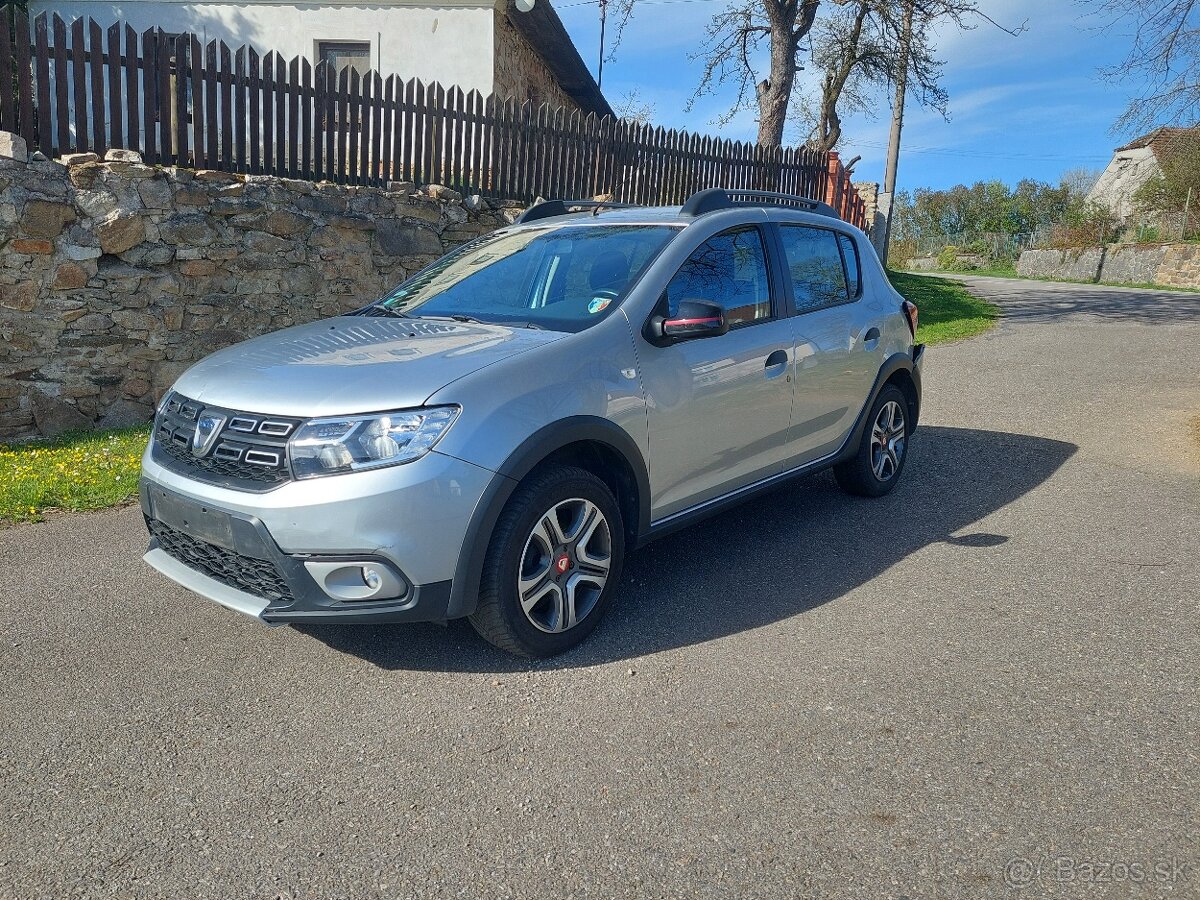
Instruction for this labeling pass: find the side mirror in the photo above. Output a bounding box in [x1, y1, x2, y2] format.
[649, 299, 729, 345]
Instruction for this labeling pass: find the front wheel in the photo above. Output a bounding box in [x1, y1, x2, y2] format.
[469, 466, 624, 657]
[834, 385, 911, 497]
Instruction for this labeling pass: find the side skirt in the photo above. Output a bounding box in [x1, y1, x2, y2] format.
[637, 446, 846, 546]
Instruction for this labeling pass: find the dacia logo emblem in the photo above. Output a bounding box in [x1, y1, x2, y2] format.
[192, 412, 227, 458]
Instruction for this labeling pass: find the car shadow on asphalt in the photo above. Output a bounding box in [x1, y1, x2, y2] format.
[296, 426, 1077, 672]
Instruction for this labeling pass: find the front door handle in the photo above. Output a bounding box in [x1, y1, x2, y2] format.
[764, 348, 789, 376]
[863, 327, 881, 349]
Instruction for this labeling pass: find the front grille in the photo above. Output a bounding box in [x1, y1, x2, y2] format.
[148, 516, 294, 604]
[152, 393, 302, 491]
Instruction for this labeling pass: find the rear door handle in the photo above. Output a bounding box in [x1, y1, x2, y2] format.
[764, 348, 789, 376]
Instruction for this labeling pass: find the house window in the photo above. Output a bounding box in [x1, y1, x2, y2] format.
[316, 41, 372, 75]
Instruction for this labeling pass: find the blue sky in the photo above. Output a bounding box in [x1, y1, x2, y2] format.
[554, 0, 1144, 193]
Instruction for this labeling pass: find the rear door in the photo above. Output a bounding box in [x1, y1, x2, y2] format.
[775, 224, 882, 465]
[641, 225, 796, 520]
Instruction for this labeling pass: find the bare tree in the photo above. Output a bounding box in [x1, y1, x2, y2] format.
[1088, 0, 1199, 131]
[614, 88, 656, 124]
[1060, 166, 1104, 198]
[803, 0, 1022, 152]
[690, 0, 821, 146]
[606, 0, 820, 146]
[603, 0, 1018, 149]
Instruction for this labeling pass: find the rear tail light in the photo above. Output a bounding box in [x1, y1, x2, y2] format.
[901, 300, 918, 337]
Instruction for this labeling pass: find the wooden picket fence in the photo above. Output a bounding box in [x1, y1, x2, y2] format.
[0, 10, 867, 227]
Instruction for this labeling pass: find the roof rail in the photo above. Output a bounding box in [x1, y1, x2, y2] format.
[515, 199, 640, 224]
[680, 188, 840, 220]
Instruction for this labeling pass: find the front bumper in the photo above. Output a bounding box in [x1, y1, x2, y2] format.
[139, 445, 498, 625]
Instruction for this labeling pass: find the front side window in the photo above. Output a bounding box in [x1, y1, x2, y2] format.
[780, 225, 849, 312]
[665, 226, 772, 327]
[366, 224, 678, 332]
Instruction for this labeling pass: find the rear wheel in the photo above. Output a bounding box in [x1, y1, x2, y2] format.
[834, 385, 910, 497]
[469, 466, 624, 657]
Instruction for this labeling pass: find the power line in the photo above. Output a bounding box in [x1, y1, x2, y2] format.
[559, 0, 726, 8]
[848, 140, 1111, 162]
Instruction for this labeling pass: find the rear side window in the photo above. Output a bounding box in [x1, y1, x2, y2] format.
[666, 226, 772, 327]
[837, 233, 860, 298]
[779, 225, 849, 312]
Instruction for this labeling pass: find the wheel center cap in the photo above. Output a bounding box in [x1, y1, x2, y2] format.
[555, 553, 572, 575]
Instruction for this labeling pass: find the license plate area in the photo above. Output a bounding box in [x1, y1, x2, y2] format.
[149, 488, 236, 550]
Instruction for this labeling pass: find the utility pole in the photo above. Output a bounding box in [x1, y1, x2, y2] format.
[875, 0, 914, 265]
[1183, 185, 1193, 240]
[598, 0, 608, 89]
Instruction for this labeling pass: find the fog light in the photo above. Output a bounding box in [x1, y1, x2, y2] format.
[303, 560, 408, 602]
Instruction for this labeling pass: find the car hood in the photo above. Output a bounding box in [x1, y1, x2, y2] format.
[170, 316, 567, 417]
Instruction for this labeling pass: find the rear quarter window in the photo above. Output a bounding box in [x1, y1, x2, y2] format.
[837, 233, 861, 298]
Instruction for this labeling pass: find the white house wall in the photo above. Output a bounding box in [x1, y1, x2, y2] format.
[1085, 146, 1162, 222]
[28, 0, 497, 96]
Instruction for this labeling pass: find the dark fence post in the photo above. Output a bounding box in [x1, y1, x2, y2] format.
[105, 21, 121, 149]
[31, 14, 52, 156]
[219, 42, 232, 169]
[0, 8, 16, 137]
[287, 55, 299, 179]
[300, 57, 313, 180]
[234, 45, 246, 173]
[136, 27, 154, 163]
[69, 16, 86, 152]
[86, 18, 104, 152]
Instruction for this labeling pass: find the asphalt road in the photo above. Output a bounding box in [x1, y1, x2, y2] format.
[2, 275, 1198, 899]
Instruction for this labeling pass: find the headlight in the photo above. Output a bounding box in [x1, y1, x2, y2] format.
[288, 407, 459, 479]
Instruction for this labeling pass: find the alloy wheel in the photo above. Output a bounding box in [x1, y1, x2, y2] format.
[870, 400, 907, 482]
[517, 498, 612, 633]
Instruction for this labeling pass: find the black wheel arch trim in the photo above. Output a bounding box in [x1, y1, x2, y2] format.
[835, 350, 921, 466]
[446, 416, 651, 619]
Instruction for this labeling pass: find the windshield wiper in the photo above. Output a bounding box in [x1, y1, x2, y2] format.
[415, 314, 487, 324]
[360, 303, 409, 318]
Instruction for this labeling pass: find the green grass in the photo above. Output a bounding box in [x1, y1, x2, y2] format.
[888, 270, 1000, 345]
[0, 426, 150, 525]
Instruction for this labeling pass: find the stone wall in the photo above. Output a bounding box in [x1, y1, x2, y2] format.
[1015, 242, 1200, 288]
[493, 9, 578, 111]
[1016, 248, 1106, 282]
[0, 135, 520, 441]
[1100, 244, 1169, 284]
[1155, 243, 1200, 288]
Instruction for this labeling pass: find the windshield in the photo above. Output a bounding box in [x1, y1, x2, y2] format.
[362, 223, 679, 332]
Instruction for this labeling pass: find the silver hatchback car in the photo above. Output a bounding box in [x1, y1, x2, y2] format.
[141, 188, 925, 657]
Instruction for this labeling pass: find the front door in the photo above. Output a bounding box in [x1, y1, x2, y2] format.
[641, 225, 796, 520]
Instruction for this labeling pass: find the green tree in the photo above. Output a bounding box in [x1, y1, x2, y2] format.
[888, 174, 1100, 257]
[1132, 129, 1200, 215]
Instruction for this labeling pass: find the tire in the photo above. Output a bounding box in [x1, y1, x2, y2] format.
[834, 384, 911, 498]
[469, 465, 625, 658]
